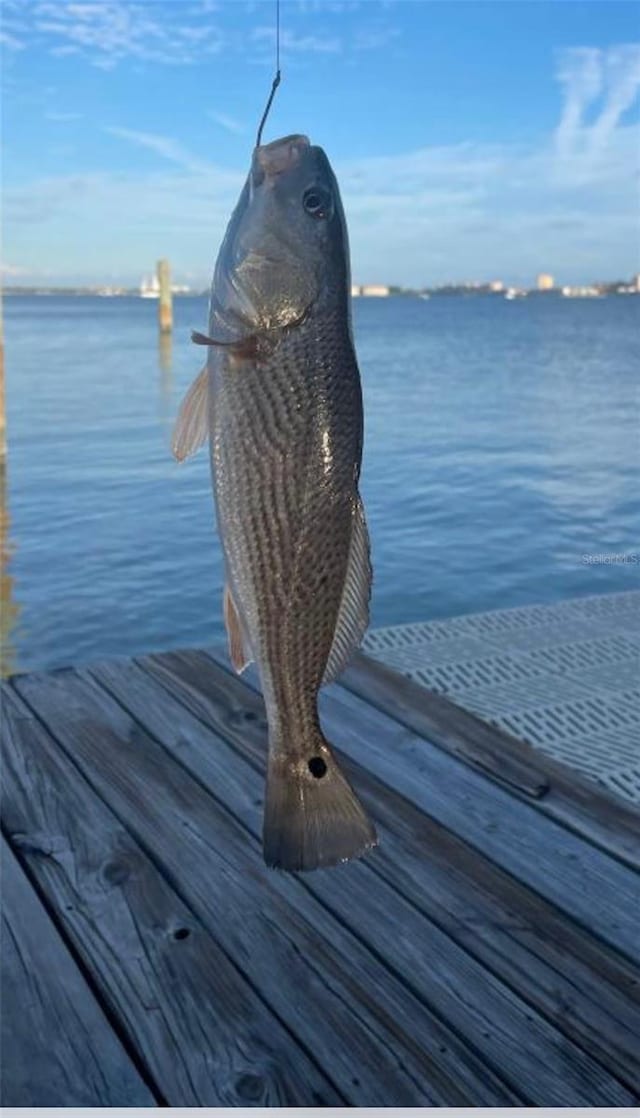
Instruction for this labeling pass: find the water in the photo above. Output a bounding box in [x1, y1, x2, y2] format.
[3, 294, 638, 674]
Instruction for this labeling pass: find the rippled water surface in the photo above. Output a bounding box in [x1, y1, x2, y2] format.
[3, 294, 638, 673]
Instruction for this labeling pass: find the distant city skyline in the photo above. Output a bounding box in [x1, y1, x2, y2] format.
[6, 269, 639, 297]
[2, 1, 639, 287]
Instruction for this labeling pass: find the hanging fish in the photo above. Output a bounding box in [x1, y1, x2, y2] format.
[173, 134, 376, 872]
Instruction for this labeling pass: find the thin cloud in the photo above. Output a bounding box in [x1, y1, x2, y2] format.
[45, 110, 83, 121]
[50, 44, 81, 57]
[208, 110, 246, 136]
[555, 44, 640, 163]
[32, 0, 225, 67]
[295, 1, 358, 10]
[0, 261, 30, 277]
[555, 47, 602, 159]
[105, 126, 215, 175]
[104, 126, 246, 190]
[0, 0, 30, 52]
[252, 26, 342, 55]
[589, 43, 640, 157]
[353, 25, 400, 51]
[0, 29, 26, 50]
[2, 166, 243, 285]
[5, 42, 640, 288]
[9, 119, 638, 288]
[296, 1, 362, 12]
[5, 0, 395, 69]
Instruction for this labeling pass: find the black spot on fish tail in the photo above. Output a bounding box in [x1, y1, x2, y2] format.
[263, 740, 377, 872]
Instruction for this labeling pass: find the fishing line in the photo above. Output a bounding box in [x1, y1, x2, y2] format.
[255, 0, 281, 148]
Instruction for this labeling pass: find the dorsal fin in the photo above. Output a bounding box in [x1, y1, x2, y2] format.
[171, 365, 209, 462]
[323, 495, 371, 685]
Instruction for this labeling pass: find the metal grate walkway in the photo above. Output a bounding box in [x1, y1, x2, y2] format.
[364, 591, 640, 804]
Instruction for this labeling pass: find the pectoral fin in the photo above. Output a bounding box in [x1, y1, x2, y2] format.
[192, 304, 310, 361]
[172, 365, 209, 462]
[323, 495, 372, 684]
[192, 330, 260, 360]
[224, 584, 252, 674]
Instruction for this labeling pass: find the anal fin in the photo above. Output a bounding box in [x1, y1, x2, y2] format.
[223, 584, 252, 674]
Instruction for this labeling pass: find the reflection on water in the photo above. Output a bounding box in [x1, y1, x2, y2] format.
[158, 330, 173, 419]
[158, 330, 173, 379]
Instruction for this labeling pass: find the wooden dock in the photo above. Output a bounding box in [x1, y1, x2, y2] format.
[2, 647, 639, 1107]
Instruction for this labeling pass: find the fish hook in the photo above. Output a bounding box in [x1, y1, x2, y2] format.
[255, 0, 281, 148]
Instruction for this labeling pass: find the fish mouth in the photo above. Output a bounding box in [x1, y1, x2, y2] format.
[254, 133, 310, 183]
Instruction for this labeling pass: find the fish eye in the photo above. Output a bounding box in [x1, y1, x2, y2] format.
[302, 186, 332, 219]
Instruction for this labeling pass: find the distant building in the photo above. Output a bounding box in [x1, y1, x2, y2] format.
[489, 280, 504, 292]
[616, 277, 640, 294]
[351, 284, 362, 297]
[361, 284, 390, 297]
[537, 273, 554, 291]
[561, 285, 601, 298]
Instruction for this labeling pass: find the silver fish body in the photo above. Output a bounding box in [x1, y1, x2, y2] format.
[174, 135, 376, 871]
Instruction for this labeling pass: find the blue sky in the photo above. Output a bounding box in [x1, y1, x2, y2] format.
[2, 0, 639, 287]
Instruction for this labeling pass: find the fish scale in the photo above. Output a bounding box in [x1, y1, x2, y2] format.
[212, 310, 360, 724]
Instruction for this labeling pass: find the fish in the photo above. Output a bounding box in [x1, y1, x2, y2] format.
[172, 133, 377, 872]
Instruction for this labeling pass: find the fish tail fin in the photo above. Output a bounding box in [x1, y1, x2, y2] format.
[263, 735, 377, 872]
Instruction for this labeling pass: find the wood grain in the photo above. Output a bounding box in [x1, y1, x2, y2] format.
[92, 653, 638, 1105]
[178, 649, 640, 1096]
[13, 665, 521, 1107]
[0, 683, 340, 1107]
[6, 645, 639, 1108]
[318, 679, 640, 958]
[153, 647, 640, 966]
[1, 835, 155, 1107]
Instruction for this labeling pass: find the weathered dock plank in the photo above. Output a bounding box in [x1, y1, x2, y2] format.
[317, 681, 640, 957]
[4, 644, 639, 1109]
[89, 653, 637, 1105]
[128, 650, 640, 1094]
[1, 836, 155, 1108]
[342, 651, 640, 868]
[12, 666, 522, 1107]
[150, 647, 640, 966]
[0, 685, 340, 1107]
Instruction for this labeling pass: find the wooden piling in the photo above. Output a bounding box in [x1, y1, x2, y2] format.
[157, 259, 172, 334]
